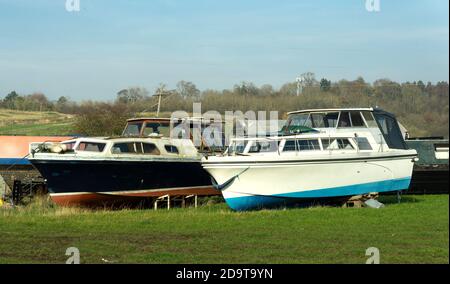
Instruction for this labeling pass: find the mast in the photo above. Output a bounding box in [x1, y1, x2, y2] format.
[155, 84, 168, 118]
[156, 90, 163, 117]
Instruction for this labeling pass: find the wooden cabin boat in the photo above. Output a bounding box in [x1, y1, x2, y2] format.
[202, 108, 418, 211]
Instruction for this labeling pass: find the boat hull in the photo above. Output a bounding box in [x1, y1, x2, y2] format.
[203, 154, 416, 211]
[30, 159, 219, 207]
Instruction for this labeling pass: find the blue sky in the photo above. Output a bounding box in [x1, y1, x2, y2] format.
[0, 0, 448, 101]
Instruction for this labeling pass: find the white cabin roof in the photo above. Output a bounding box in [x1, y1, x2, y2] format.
[287, 108, 374, 115]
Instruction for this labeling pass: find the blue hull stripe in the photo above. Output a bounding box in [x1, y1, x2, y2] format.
[226, 177, 412, 211]
[0, 158, 30, 166]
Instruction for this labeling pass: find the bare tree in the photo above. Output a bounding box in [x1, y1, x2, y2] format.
[176, 81, 200, 99]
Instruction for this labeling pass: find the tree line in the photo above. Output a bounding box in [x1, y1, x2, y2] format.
[1, 76, 448, 138]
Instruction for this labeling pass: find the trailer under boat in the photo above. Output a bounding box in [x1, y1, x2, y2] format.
[28, 137, 219, 207]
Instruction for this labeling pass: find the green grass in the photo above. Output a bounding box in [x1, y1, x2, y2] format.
[0, 195, 448, 264]
[0, 108, 76, 135]
[0, 122, 76, 136]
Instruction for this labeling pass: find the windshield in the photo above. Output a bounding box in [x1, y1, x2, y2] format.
[143, 122, 170, 137]
[290, 114, 312, 128]
[226, 141, 248, 155]
[122, 123, 142, 136]
[310, 112, 339, 128]
[248, 140, 279, 153]
[282, 112, 339, 134]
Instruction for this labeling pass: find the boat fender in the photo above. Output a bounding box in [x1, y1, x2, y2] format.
[50, 144, 68, 154]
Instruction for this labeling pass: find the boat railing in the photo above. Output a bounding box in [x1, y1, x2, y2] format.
[225, 133, 372, 156]
[228, 133, 362, 143]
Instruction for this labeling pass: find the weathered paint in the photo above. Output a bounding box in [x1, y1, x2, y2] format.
[50, 186, 218, 207]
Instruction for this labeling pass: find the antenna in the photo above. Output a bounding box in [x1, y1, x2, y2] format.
[155, 84, 169, 117]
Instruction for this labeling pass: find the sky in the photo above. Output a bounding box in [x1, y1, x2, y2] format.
[0, 0, 448, 101]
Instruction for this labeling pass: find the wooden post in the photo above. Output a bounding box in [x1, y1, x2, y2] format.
[156, 91, 162, 118]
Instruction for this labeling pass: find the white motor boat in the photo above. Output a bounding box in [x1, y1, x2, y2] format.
[202, 108, 418, 211]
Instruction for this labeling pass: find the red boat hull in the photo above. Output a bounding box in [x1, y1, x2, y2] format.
[50, 186, 219, 207]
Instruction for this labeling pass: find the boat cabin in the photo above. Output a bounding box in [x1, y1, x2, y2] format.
[122, 117, 226, 151]
[31, 137, 200, 159]
[282, 108, 408, 150]
[225, 108, 409, 156]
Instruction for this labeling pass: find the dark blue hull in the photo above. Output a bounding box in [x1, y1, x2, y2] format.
[30, 159, 219, 206]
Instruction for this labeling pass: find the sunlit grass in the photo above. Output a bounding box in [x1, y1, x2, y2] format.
[0, 108, 76, 135]
[0, 195, 448, 264]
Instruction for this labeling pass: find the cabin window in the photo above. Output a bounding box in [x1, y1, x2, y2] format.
[248, 141, 279, 153]
[338, 112, 352, 127]
[62, 142, 76, 150]
[373, 112, 408, 150]
[337, 112, 366, 128]
[355, 137, 373, 150]
[283, 140, 297, 152]
[283, 139, 320, 152]
[227, 141, 248, 155]
[142, 143, 161, 155]
[311, 112, 339, 128]
[111, 143, 137, 154]
[165, 145, 179, 154]
[324, 112, 339, 128]
[123, 123, 142, 136]
[322, 138, 354, 150]
[77, 142, 106, 152]
[361, 111, 378, 127]
[290, 114, 313, 128]
[299, 139, 320, 151]
[350, 112, 366, 127]
[311, 114, 326, 128]
[111, 142, 160, 155]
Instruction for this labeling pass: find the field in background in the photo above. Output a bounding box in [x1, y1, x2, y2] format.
[0, 109, 172, 136]
[0, 195, 448, 264]
[0, 109, 76, 136]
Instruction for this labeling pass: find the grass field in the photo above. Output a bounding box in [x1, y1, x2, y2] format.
[0, 109, 76, 136]
[0, 195, 448, 264]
